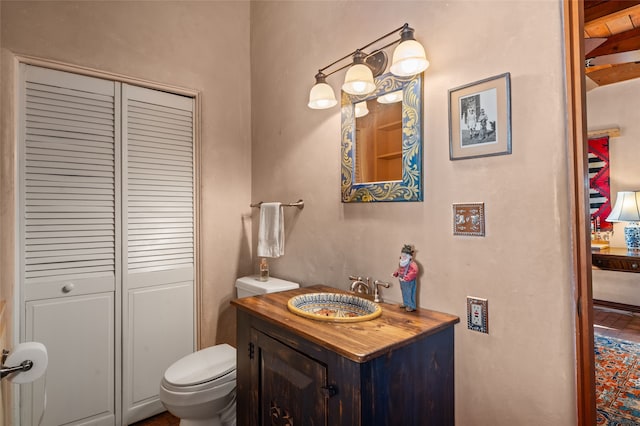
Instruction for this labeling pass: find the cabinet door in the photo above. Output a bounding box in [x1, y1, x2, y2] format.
[121, 84, 195, 424]
[24, 293, 115, 426]
[253, 331, 327, 426]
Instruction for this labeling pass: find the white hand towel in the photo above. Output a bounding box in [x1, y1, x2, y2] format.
[257, 202, 284, 258]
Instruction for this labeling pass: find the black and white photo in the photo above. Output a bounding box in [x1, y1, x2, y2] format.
[449, 73, 511, 160]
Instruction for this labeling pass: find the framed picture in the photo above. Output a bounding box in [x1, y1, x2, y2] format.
[449, 72, 511, 160]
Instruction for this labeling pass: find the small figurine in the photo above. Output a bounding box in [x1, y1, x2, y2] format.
[392, 244, 419, 312]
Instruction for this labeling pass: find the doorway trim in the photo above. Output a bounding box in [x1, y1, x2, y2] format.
[563, 1, 596, 424]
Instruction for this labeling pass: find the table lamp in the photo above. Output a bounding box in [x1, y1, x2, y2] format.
[606, 191, 640, 252]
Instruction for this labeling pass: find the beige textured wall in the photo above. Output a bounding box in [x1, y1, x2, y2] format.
[0, 0, 252, 353]
[587, 78, 640, 305]
[251, 1, 576, 424]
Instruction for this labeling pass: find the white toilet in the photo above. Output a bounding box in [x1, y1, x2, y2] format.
[159, 275, 299, 426]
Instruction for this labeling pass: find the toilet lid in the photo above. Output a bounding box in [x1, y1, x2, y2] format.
[164, 344, 236, 387]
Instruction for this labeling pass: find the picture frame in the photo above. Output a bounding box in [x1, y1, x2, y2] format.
[448, 72, 511, 160]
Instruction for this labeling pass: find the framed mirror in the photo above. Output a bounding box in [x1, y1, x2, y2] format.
[341, 72, 423, 202]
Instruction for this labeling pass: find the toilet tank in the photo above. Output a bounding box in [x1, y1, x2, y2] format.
[235, 275, 299, 298]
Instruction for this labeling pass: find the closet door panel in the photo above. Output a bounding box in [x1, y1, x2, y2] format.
[125, 282, 193, 417]
[25, 293, 115, 426]
[21, 65, 119, 302]
[19, 65, 119, 426]
[121, 84, 195, 424]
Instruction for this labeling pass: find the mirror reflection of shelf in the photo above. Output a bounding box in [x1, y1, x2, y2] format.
[376, 120, 401, 131]
[352, 101, 402, 183]
[377, 151, 402, 160]
[374, 111, 402, 181]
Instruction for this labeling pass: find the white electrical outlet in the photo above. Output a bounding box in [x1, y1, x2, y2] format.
[467, 297, 488, 334]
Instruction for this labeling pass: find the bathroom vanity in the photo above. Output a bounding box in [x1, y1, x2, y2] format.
[232, 285, 459, 426]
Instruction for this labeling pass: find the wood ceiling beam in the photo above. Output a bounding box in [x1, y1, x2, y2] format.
[584, 61, 640, 86]
[588, 26, 640, 57]
[584, 0, 640, 23]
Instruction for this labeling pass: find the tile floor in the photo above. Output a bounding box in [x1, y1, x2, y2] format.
[593, 305, 640, 343]
[131, 306, 639, 426]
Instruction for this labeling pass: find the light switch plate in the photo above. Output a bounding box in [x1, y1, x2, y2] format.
[453, 203, 485, 236]
[467, 296, 489, 334]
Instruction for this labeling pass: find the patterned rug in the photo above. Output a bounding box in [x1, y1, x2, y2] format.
[595, 334, 640, 425]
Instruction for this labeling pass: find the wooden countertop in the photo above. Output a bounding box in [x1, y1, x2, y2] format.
[231, 284, 460, 363]
[592, 247, 640, 258]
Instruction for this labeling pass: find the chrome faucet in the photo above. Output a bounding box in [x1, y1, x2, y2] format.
[349, 275, 371, 296]
[349, 276, 390, 302]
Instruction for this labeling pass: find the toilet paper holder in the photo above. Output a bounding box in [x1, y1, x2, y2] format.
[0, 349, 33, 380]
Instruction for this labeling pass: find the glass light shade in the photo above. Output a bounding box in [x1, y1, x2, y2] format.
[390, 40, 429, 77]
[342, 64, 376, 95]
[354, 101, 369, 118]
[308, 82, 337, 109]
[606, 191, 640, 222]
[377, 90, 403, 104]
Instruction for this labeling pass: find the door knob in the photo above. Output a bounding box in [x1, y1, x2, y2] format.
[320, 384, 338, 398]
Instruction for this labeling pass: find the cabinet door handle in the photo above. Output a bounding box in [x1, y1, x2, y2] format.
[62, 283, 75, 293]
[632, 263, 638, 269]
[320, 385, 338, 398]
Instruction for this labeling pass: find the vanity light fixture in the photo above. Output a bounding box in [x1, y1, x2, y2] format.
[606, 191, 640, 252]
[377, 90, 403, 104]
[390, 25, 430, 77]
[342, 50, 377, 95]
[308, 72, 338, 109]
[307, 23, 429, 110]
[354, 101, 369, 118]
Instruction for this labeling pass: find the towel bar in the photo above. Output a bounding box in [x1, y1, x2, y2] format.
[250, 199, 304, 209]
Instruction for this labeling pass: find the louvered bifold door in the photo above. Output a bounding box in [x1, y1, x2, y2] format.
[121, 84, 195, 424]
[19, 65, 118, 426]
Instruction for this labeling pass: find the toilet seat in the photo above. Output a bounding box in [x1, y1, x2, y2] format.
[163, 344, 236, 388]
[162, 368, 236, 393]
[160, 375, 236, 407]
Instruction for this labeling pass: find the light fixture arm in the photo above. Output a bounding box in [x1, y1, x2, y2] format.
[315, 23, 410, 77]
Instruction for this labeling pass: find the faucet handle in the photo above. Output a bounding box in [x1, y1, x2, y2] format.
[373, 280, 391, 303]
[348, 275, 363, 282]
[374, 280, 391, 288]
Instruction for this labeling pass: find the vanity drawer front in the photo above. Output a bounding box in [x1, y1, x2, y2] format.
[593, 255, 640, 272]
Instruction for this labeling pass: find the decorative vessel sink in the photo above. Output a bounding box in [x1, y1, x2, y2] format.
[287, 292, 382, 322]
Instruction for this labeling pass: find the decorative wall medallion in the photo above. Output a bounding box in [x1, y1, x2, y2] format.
[453, 203, 485, 236]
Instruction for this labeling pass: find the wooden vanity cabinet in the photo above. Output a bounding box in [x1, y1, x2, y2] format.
[233, 285, 459, 426]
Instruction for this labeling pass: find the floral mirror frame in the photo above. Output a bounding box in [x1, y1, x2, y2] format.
[341, 72, 423, 202]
